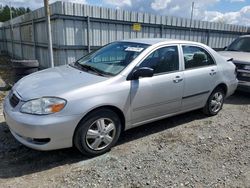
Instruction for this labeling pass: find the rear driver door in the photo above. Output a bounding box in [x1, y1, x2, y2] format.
[181, 45, 218, 111]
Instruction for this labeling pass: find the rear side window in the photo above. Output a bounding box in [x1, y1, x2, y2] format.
[139, 46, 179, 74]
[182, 46, 215, 69]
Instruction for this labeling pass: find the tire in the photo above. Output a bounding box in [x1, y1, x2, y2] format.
[203, 87, 225, 116]
[74, 109, 122, 157]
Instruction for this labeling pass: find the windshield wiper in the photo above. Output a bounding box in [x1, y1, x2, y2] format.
[75, 63, 107, 77]
[227, 49, 240, 52]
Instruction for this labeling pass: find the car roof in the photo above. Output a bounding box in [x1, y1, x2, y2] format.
[121, 38, 199, 45]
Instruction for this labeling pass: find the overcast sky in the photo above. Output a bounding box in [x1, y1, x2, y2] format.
[0, 0, 250, 26]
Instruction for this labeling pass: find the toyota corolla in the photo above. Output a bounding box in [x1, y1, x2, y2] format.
[3, 39, 238, 156]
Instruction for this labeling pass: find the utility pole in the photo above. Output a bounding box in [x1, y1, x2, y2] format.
[44, 0, 54, 68]
[189, 2, 194, 40]
[10, 2, 14, 58]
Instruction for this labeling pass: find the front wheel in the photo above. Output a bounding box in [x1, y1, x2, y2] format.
[74, 109, 122, 157]
[203, 88, 225, 116]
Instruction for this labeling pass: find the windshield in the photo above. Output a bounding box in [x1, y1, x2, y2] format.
[227, 37, 250, 52]
[75, 42, 149, 76]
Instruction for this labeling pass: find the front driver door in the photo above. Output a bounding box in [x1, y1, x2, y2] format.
[130, 45, 184, 126]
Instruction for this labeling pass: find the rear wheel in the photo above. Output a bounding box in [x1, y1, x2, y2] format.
[74, 109, 121, 157]
[203, 88, 225, 116]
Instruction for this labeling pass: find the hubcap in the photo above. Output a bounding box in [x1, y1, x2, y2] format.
[85, 118, 116, 151]
[210, 92, 223, 113]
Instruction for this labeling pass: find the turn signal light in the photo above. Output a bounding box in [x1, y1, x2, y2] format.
[51, 103, 65, 113]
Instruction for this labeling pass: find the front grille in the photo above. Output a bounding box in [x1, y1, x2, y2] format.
[234, 62, 250, 81]
[9, 93, 20, 108]
[238, 74, 250, 82]
[234, 63, 245, 70]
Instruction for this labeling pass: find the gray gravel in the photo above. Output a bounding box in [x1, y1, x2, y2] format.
[0, 92, 249, 188]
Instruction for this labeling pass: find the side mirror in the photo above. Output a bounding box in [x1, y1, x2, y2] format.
[223, 46, 227, 51]
[131, 67, 154, 80]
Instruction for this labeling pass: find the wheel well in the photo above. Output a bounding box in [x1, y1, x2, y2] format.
[77, 105, 126, 132]
[215, 83, 228, 95]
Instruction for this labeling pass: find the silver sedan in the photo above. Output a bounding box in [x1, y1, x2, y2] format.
[3, 39, 238, 156]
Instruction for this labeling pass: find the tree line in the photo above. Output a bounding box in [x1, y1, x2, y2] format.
[0, 5, 31, 22]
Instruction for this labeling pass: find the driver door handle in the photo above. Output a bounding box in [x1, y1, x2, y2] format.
[173, 76, 183, 83]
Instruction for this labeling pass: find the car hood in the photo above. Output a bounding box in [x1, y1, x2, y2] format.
[14, 65, 109, 100]
[218, 51, 250, 64]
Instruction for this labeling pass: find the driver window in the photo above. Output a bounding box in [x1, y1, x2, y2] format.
[139, 46, 179, 74]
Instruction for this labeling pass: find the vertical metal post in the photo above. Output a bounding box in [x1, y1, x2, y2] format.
[19, 24, 23, 59]
[189, 2, 194, 40]
[206, 30, 210, 46]
[87, 16, 91, 53]
[160, 24, 164, 38]
[3, 27, 7, 53]
[0, 28, 2, 54]
[10, 3, 14, 58]
[44, 0, 54, 68]
[169, 17, 173, 38]
[32, 19, 37, 59]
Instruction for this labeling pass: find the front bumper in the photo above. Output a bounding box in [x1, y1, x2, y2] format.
[236, 65, 250, 92]
[3, 94, 82, 151]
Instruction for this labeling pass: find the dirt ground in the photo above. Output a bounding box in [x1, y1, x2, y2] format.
[0, 56, 249, 188]
[0, 56, 12, 105]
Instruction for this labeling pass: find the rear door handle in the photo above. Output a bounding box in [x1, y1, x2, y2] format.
[173, 76, 183, 83]
[209, 69, 217, 76]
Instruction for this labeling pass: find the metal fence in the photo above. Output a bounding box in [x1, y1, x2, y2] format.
[0, 1, 249, 68]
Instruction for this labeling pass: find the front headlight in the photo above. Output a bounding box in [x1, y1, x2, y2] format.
[20, 97, 66, 115]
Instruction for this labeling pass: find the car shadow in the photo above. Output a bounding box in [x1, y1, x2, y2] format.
[118, 110, 206, 146]
[225, 91, 250, 105]
[0, 109, 206, 179]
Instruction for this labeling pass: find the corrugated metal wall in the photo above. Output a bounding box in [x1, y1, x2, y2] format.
[0, 1, 249, 68]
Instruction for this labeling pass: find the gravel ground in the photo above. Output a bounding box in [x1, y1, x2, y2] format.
[0, 56, 249, 187]
[0, 91, 249, 188]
